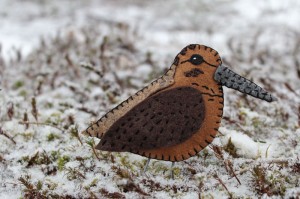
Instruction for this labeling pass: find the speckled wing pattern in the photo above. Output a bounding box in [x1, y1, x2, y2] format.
[96, 87, 205, 152]
[82, 65, 176, 139]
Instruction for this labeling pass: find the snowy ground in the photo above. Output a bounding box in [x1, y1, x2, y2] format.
[0, 0, 300, 198]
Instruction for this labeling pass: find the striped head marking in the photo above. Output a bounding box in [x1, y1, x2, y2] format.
[172, 44, 222, 96]
[174, 44, 221, 78]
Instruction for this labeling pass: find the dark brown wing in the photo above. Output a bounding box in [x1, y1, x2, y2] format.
[96, 86, 205, 152]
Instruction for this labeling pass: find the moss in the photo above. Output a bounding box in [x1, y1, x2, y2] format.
[18, 155, 30, 164]
[50, 150, 60, 160]
[224, 137, 238, 158]
[20, 131, 34, 141]
[45, 102, 53, 109]
[47, 133, 60, 141]
[19, 90, 27, 97]
[68, 125, 83, 145]
[153, 161, 169, 174]
[199, 148, 211, 165]
[45, 113, 62, 125]
[57, 155, 70, 171]
[252, 117, 262, 128]
[251, 165, 288, 196]
[65, 167, 85, 181]
[19, 151, 54, 167]
[116, 167, 132, 179]
[44, 179, 58, 191]
[36, 180, 43, 190]
[13, 81, 24, 89]
[120, 155, 134, 170]
[171, 167, 181, 179]
[88, 178, 98, 188]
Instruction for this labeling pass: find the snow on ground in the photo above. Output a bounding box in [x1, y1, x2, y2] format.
[0, 0, 300, 198]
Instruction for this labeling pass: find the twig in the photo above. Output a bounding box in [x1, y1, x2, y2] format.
[242, 158, 290, 165]
[65, 167, 86, 180]
[237, 159, 291, 175]
[298, 105, 300, 127]
[26, 151, 39, 168]
[77, 107, 98, 117]
[80, 62, 103, 77]
[226, 160, 242, 185]
[23, 112, 29, 129]
[65, 53, 80, 78]
[211, 146, 241, 185]
[210, 145, 229, 173]
[295, 58, 300, 79]
[35, 76, 44, 95]
[64, 83, 88, 100]
[69, 125, 83, 145]
[7, 102, 14, 120]
[284, 82, 299, 96]
[99, 36, 108, 74]
[214, 174, 232, 198]
[19, 121, 64, 132]
[18, 175, 34, 190]
[222, 116, 237, 124]
[122, 180, 150, 196]
[91, 145, 101, 161]
[0, 127, 16, 144]
[50, 71, 59, 89]
[86, 139, 101, 161]
[92, 147, 100, 161]
[31, 97, 38, 122]
[100, 188, 125, 199]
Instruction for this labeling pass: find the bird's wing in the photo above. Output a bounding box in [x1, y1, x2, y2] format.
[82, 65, 176, 138]
[96, 86, 205, 152]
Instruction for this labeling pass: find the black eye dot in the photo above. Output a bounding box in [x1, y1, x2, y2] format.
[190, 54, 204, 65]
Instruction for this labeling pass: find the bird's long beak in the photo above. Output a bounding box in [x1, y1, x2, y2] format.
[214, 65, 277, 102]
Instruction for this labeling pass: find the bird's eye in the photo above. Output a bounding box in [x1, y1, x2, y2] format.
[190, 54, 204, 65]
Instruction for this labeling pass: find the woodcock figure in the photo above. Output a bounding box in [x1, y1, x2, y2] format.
[83, 44, 277, 165]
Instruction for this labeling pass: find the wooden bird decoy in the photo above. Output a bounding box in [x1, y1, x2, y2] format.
[82, 44, 277, 164]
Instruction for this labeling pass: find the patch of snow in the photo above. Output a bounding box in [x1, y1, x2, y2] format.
[219, 127, 275, 159]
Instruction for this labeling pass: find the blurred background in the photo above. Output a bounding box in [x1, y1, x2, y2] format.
[0, 0, 300, 198]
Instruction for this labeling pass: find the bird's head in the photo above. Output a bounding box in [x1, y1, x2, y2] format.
[172, 44, 277, 102]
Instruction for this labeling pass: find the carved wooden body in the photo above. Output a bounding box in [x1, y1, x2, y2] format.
[83, 44, 224, 162]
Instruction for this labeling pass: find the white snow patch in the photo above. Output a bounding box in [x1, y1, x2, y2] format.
[219, 127, 274, 159]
